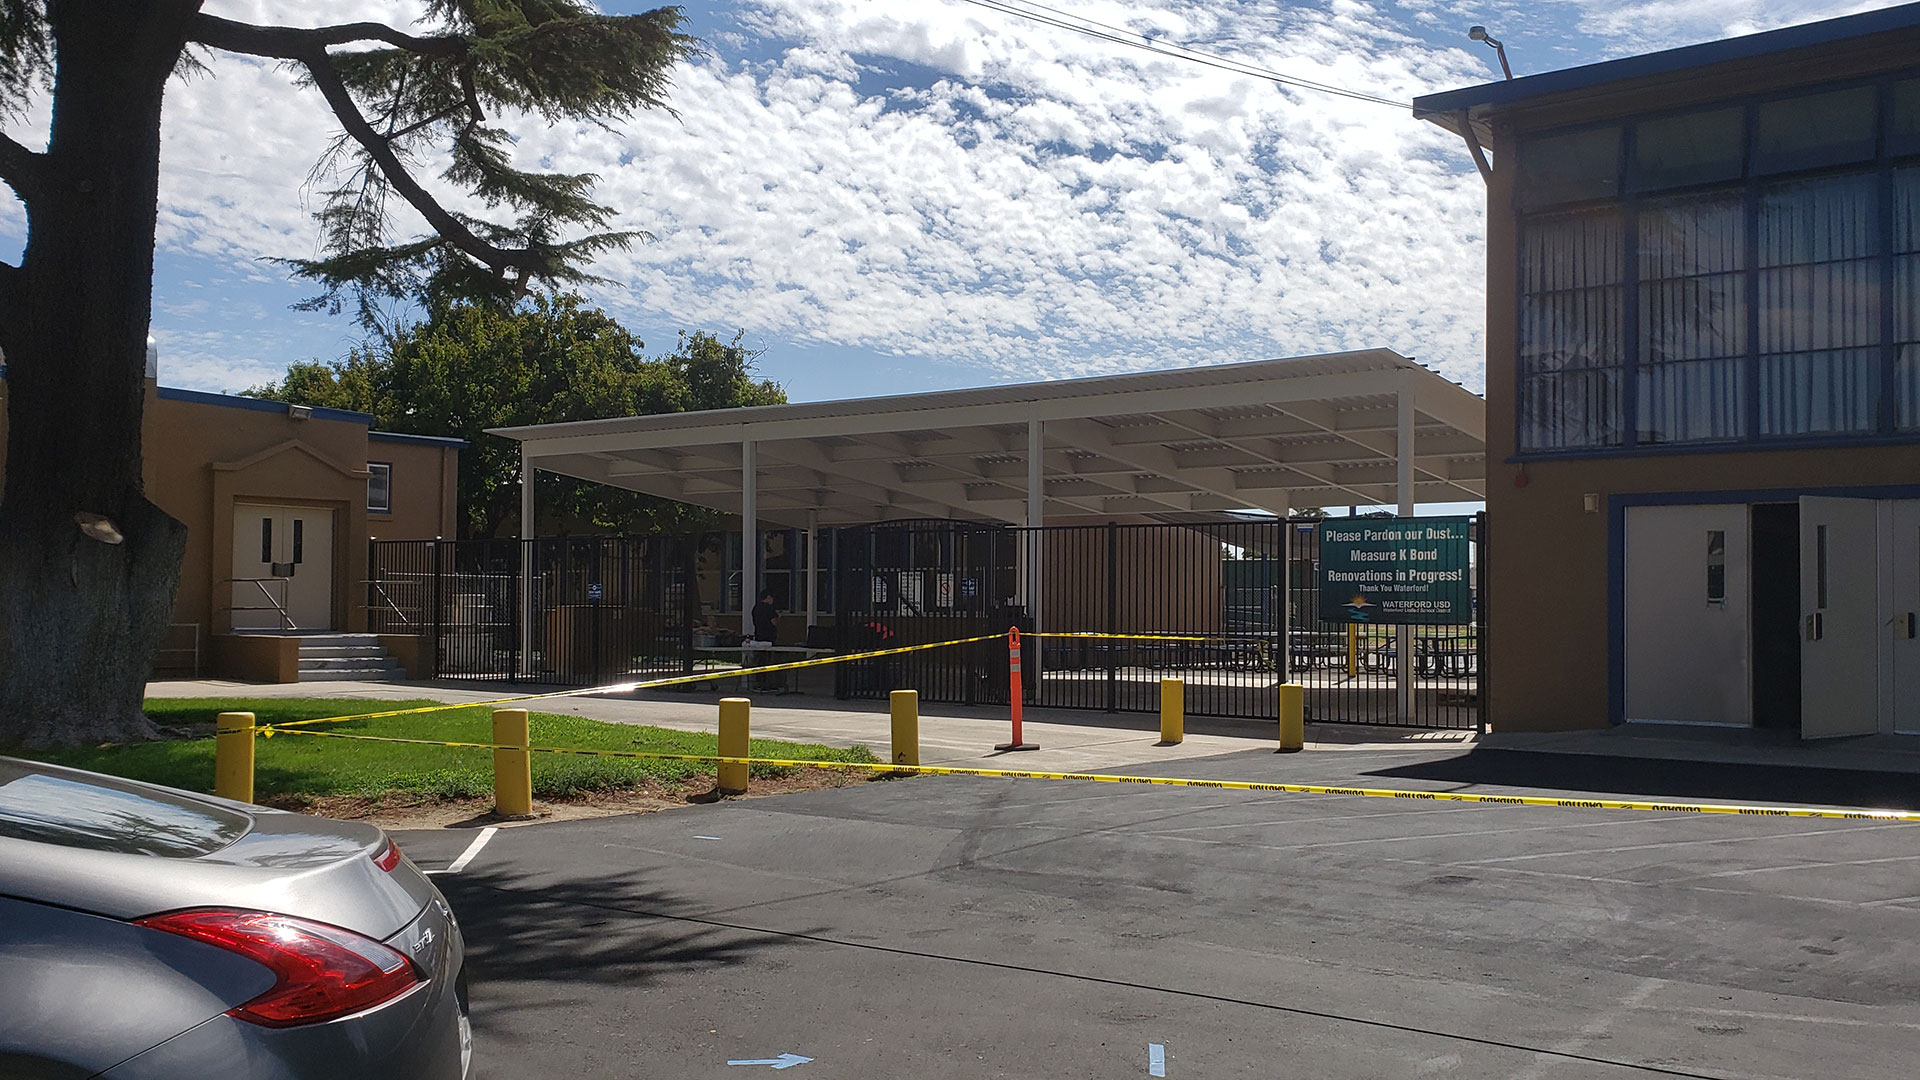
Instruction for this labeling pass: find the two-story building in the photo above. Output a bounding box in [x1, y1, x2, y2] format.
[1415, 4, 1920, 739]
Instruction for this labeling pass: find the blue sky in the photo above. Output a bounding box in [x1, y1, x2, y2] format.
[2, 0, 1905, 404]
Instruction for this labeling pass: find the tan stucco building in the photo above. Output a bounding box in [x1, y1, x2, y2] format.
[0, 366, 462, 680]
[1416, 4, 1920, 739]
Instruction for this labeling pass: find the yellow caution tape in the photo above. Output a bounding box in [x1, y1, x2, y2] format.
[1026, 632, 1216, 642]
[272, 629, 1290, 731]
[270, 633, 1006, 730]
[250, 726, 1920, 822]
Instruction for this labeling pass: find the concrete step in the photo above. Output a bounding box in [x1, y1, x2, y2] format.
[293, 634, 385, 649]
[300, 655, 397, 671]
[294, 634, 405, 683]
[299, 646, 391, 660]
[299, 667, 407, 682]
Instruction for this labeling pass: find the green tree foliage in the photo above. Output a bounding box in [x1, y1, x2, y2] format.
[248, 294, 785, 538]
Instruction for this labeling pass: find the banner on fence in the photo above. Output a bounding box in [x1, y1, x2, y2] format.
[1317, 516, 1472, 625]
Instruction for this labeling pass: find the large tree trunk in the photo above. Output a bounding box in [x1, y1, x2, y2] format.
[0, 3, 199, 748]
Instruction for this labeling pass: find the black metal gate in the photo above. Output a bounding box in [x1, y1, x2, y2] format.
[368, 535, 706, 686]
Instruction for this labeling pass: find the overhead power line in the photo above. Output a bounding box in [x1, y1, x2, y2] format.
[948, 0, 1411, 109]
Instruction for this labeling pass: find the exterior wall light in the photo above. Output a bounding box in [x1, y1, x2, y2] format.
[1468, 25, 1514, 80]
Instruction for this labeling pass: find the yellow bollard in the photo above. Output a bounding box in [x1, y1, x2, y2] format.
[1277, 683, 1304, 753]
[718, 697, 751, 794]
[1159, 678, 1184, 744]
[492, 709, 534, 818]
[1347, 624, 1359, 676]
[214, 711, 255, 804]
[890, 689, 920, 771]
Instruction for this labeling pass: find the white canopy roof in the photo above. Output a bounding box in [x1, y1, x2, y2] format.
[490, 349, 1486, 528]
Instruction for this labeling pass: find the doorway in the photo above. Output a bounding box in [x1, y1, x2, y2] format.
[1623, 504, 1750, 725]
[230, 505, 335, 631]
[1798, 496, 1879, 739]
[1749, 503, 1800, 732]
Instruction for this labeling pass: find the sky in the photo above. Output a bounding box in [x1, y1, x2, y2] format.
[0, 0, 1907, 405]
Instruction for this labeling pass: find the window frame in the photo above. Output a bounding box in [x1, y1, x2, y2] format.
[367, 461, 393, 514]
[1511, 69, 1920, 460]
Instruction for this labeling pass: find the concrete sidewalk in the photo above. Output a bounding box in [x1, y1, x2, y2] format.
[142, 677, 1470, 775]
[1485, 723, 1920, 775]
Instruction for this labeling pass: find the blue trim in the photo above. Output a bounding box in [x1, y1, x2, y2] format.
[1605, 482, 1920, 726]
[155, 385, 375, 426]
[1412, 2, 1920, 118]
[369, 430, 468, 448]
[1507, 429, 1920, 464]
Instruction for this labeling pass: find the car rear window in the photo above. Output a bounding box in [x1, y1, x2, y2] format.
[0, 763, 250, 858]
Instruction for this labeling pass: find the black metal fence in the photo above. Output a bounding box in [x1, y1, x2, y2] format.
[369, 513, 1484, 729]
[367, 535, 705, 686]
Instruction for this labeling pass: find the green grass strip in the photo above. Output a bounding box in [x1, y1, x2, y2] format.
[20, 698, 875, 802]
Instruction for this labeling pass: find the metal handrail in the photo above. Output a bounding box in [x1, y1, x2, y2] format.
[153, 622, 201, 677]
[361, 579, 416, 629]
[224, 578, 297, 632]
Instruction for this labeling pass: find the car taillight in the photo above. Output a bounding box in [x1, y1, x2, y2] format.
[135, 909, 422, 1027]
[373, 838, 402, 872]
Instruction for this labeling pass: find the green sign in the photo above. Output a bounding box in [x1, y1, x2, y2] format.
[1317, 516, 1472, 625]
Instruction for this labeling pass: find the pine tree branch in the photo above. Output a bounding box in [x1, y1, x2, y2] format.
[0, 133, 46, 202]
[187, 14, 465, 60]
[297, 49, 543, 277]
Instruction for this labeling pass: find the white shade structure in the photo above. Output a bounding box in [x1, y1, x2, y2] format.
[489, 349, 1485, 529]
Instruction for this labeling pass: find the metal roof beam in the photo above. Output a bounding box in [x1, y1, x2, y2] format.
[1047, 417, 1292, 518]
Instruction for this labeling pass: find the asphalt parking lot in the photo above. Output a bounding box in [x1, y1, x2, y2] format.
[395, 747, 1920, 1079]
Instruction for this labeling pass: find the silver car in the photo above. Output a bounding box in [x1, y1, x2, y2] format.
[0, 756, 471, 1079]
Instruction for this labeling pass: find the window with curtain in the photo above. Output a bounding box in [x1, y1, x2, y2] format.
[1756, 174, 1882, 436]
[1637, 193, 1747, 443]
[1518, 210, 1626, 450]
[1897, 167, 1920, 431]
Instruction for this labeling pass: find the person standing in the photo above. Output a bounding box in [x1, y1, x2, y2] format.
[750, 590, 780, 691]
[751, 590, 779, 645]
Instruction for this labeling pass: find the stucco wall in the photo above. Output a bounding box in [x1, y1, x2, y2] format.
[0, 380, 460, 657]
[367, 435, 460, 543]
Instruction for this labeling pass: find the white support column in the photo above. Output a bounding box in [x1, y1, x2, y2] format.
[519, 449, 535, 672]
[1396, 388, 1416, 723]
[1028, 418, 1044, 683]
[804, 509, 819, 629]
[741, 438, 757, 629]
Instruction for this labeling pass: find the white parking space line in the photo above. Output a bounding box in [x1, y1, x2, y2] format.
[425, 827, 498, 876]
[1670, 851, 1920, 882]
[1144, 812, 1691, 850]
[1456, 820, 1914, 866]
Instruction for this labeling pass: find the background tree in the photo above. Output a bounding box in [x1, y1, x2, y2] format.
[0, 2, 694, 747]
[248, 294, 785, 537]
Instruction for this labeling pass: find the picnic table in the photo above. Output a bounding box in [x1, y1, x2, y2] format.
[690, 645, 833, 694]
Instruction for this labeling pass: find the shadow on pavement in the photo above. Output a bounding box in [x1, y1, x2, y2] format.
[1364, 748, 1920, 810]
[436, 864, 796, 1003]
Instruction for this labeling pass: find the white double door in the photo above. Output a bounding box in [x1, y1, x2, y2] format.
[1624, 498, 1919, 736]
[231, 505, 334, 631]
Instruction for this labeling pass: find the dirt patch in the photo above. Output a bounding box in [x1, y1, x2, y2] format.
[263, 767, 883, 831]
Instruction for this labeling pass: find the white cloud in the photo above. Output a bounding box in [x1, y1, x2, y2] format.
[19, 0, 1910, 401]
